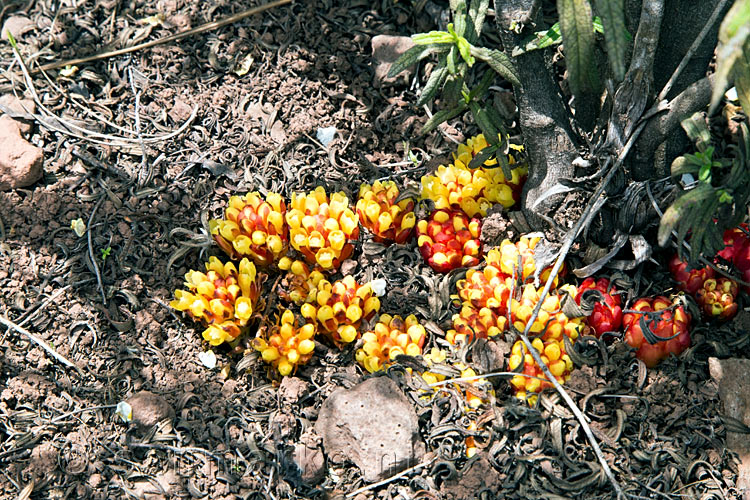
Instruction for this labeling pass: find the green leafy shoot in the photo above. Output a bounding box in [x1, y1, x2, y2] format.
[388, 1, 519, 136]
[101, 247, 112, 261]
[658, 119, 750, 264]
[710, 0, 750, 113]
[512, 16, 623, 57]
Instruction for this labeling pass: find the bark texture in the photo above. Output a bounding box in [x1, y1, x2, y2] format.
[494, 0, 579, 231]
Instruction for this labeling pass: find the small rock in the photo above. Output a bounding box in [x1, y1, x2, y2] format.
[0, 94, 36, 134]
[0, 115, 43, 190]
[169, 98, 192, 123]
[709, 357, 750, 498]
[441, 455, 503, 499]
[290, 431, 326, 484]
[278, 376, 309, 404]
[129, 470, 181, 500]
[315, 376, 425, 482]
[126, 390, 174, 431]
[25, 441, 59, 479]
[270, 120, 287, 143]
[1, 15, 34, 41]
[371, 35, 415, 88]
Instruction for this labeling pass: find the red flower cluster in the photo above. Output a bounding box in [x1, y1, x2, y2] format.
[575, 278, 622, 340]
[623, 296, 691, 368]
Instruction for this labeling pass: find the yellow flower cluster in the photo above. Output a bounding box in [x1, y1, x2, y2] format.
[286, 187, 359, 270]
[356, 181, 416, 244]
[508, 337, 574, 405]
[276, 257, 325, 305]
[252, 309, 316, 376]
[447, 235, 568, 344]
[355, 314, 426, 373]
[421, 134, 527, 217]
[299, 276, 380, 345]
[209, 192, 287, 266]
[170, 257, 260, 345]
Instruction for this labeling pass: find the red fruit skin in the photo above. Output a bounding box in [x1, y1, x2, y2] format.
[717, 224, 750, 262]
[622, 296, 691, 368]
[576, 278, 623, 340]
[668, 255, 715, 295]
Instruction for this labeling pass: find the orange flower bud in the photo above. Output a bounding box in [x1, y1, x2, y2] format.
[171, 257, 262, 346]
[210, 192, 288, 266]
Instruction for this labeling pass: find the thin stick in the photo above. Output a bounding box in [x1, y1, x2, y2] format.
[7, 33, 199, 146]
[657, 0, 730, 102]
[1, 0, 293, 80]
[87, 197, 107, 305]
[128, 68, 151, 186]
[0, 315, 81, 373]
[515, 121, 651, 500]
[345, 457, 436, 498]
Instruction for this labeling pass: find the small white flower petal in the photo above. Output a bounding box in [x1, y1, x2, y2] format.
[370, 278, 387, 297]
[199, 350, 217, 369]
[71, 218, 86, 237]
[316, 127, 336, 147]
[115, 401, 132, 423]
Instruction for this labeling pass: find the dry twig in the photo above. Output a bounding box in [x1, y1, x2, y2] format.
[0, 315, 81, 374]
[0, 0, 293, 81]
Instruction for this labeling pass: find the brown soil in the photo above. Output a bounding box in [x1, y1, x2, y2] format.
[0, 1, 746, 499]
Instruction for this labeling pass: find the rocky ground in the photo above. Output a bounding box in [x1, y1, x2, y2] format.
[0, 1, 748, 499]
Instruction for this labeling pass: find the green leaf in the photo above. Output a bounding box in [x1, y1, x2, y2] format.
[670, 156, 698, 178]
[413, 31, 455, 45]
[512, 22, 563, 56]
[593, 0, 627, 82]
[466, 0, 490, 44]
[468, 143, 501, 169]
[470, 102, 513, 178]
[443, 73, 465, 105]
[421, 102, 468, 134]
[417, 63, 449, 107]
[467, 66, 496, 101]
[6, 30, 18, 49]
[469, 102, 499, 144]
[733, 40, 750, 117]
[470, 46, 521, 87]
[557, 0, 599, 95]
[452, 1, 468, 37]
[657, 184, 714, 247]
[711, 0, 750, 112]
[387, 44, 449, 79]
[680, 112, 712, 152]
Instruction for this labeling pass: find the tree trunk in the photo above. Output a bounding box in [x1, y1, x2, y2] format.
[493, 0, 579, 231]
[493, 0, 727, 236]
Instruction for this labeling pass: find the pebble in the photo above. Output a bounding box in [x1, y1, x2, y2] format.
[0, 115, 43, 191]
[126, 390, 175, 431]
[371, 35, 416, 88]
[315, 376, 425, 482]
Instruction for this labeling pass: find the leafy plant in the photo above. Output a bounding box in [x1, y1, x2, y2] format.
[101, 247, 112, 261]
[387, 0, 519, 163]
[710, 0, 750, 114]
[658, 115, 750, 263]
